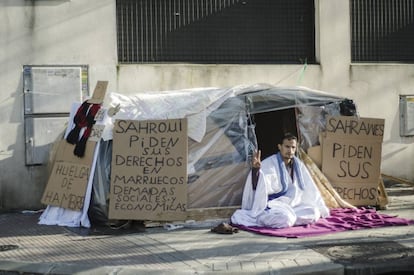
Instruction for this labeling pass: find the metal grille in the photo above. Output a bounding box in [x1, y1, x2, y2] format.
[351, 0, 414, 62]
[116, 0, 315, 64]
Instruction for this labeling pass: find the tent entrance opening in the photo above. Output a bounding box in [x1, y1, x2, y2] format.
[253, 108, 298, 160]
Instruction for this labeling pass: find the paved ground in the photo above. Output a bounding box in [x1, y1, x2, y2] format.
[0, 179, 413, 275]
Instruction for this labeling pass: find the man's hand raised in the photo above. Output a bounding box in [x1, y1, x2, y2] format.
[252, 149, 261, 169]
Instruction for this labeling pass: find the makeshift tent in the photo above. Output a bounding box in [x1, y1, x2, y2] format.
[85, 84, 356, 225]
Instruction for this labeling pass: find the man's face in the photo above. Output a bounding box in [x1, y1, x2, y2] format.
[278, 138, 297, 162]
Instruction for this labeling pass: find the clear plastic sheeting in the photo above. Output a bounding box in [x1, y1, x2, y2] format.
[88, 140, 112, 225]
[88, 84, 348, 223]
[102, 86, 246, 142]
[239, 85, 346, 114]
[297, 98, 358, 151]
[297, 103, 341, 151]
[187, 95, 250, 208]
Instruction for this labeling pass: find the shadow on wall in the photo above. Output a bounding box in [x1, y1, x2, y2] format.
[0, 0, 71, 7]
[0, 74, 49, 210]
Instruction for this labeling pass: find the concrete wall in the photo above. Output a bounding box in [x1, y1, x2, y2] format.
[0, 0, 117, 210]
[0, 0, 413, 210]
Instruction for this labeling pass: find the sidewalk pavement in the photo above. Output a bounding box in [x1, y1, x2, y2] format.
[1, 179, 413, 275]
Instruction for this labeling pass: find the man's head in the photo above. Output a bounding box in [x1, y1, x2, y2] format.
[277, 133, 297, 163]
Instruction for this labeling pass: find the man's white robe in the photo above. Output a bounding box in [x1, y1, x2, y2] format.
[231, 154, 329, 228]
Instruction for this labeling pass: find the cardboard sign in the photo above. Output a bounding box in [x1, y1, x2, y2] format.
[322, 136, 382, 183]
[322, 116, 385, 206]
[325, 116, 384, 139]
[41, 140, 96, 210]
[109, 118, 188, 221]
[307, 145, 322, 169]
[41, 81, 106, 211]
[87, 80, 108, 104]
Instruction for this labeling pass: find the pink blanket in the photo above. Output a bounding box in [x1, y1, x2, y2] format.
[233, 207, 414, 238]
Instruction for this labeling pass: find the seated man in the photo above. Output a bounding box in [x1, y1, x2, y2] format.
[231, 133, 329, 228]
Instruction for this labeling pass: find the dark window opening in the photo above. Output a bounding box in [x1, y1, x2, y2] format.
[116, 0, 315, 64]
[351, 0, 414, 62]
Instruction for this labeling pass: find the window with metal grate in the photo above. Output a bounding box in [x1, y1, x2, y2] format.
[116, 0, 315, 64]
[351, 0, 414, 62]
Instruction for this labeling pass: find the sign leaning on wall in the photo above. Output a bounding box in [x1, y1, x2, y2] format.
[41, 140, 96, 210]
[109, 118, 188, 221]
[322, 115, 385, 206]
